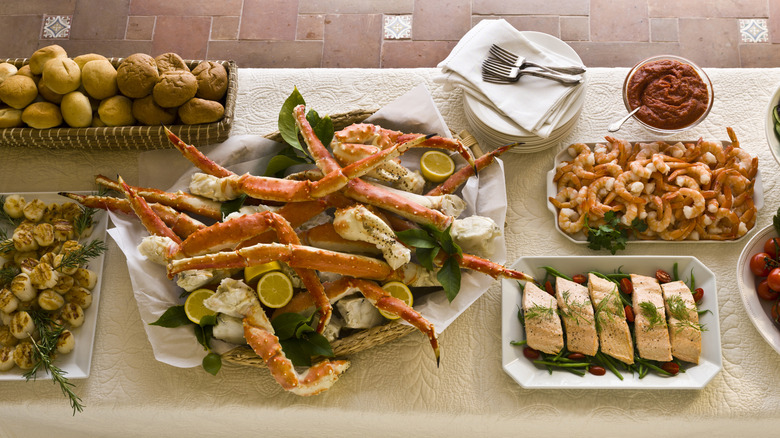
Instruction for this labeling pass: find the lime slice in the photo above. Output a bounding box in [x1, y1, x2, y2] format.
[244, 261, 283, 284]
[184, 288, 217, 324]
[256, 271, 294, 308]
[420, 150, 455, 183]
[379, 281, 414, 320]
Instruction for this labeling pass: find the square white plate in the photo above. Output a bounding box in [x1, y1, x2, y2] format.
[0, 192, 108, 381]
[501, 255, 722, 389]
[546, 141, 763, 244]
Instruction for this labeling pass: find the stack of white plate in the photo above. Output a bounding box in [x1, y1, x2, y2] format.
[462, 31, 587, 154]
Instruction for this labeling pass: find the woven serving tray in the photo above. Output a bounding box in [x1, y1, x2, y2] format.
[0, 58, 237, 150]
[224, 109, 480, 370]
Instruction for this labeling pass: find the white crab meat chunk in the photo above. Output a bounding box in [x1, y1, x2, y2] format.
[189, 173, 240, 202]
[176, 269, 231, 292]
[450, 216, 502, 258]
[335, 294, 384, 329]
[333, 205, 411, 270]
[137, 235, 178, 265]
[212, 314, 246, 345]
[204, 278, 270, 330]
[555, 277, 598, 356]
[322, 314, 344, 343]
[223, 204, 278, 221]
[631, 274, 673, 362]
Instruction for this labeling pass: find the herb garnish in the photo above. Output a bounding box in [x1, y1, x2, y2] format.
[524, 303, 556, 321]
[149, 305, 222, 375]
[559, 290, 593, 326]
[638, 301, 666, 330]
[666, 295, 706, 333]
[271, 312, 334, 367]
[277, 87, 334, 160]
[24, 311, 84, 415]
[395, 224, 463, 302]
[584, 211, 647, 254]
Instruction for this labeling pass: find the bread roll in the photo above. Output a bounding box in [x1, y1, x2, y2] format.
[82, 60, 118, 100]
[22, 102, 62, 129]
[61, 91, 92, 128]
[42, 58, 81, 94]
[73, 53, 109, 70]
[178, 98, 224, 124]
[192, 61, 228, 100]
[132, 95, 177, 125]
[91, 115, 105, 127]
[152, 70, 197, 108]
[0, 63, 18, 84]
[36, 78, 64, 104]
[116, 54, 159, 98]
[0, 108, 23, 128]
[155, 53, 189, 73]
[98, 95, 135, 126]
[29, 45, 68, 75]
[15, 65, 37, 82]
[0, 75, 38, 109]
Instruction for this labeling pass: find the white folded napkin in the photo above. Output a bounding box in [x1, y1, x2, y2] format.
[437, 19, 585, 138]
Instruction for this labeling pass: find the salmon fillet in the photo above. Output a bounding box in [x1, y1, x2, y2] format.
[661, 281, 702, 364]
[587, 273, 634, 365]
[631, 274, 673, 362]
[522, 282, 564, 355]
[555, 277, 598, 356]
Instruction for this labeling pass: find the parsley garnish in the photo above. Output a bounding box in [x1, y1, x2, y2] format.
[584, 211, 647, 254]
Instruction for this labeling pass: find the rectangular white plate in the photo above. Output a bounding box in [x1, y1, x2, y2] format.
[547, 141, 763, 244]
[501, 255, 722, 389]
[0, 192, 108, 381]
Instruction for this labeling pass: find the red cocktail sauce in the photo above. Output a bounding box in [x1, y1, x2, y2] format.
[626, 59, 709, 130]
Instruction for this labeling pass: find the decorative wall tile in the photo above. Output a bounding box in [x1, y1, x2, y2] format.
[739, 18, 768, 43]
[41, 15, 72, 39]
[384, 15, 411, 39]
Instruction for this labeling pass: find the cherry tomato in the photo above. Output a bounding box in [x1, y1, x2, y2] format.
[624, 305, 635, 322]
[620, 277, 633, 295]
[572, 274, 587, 284]
[544, 280, 554, 296]
[523, 346, 540, 360]
[655, 269, 672, 284]
[661, 362, 680, 375]
[567, 352, 585, 360]
[767, 268, 780, 292]
[692, 287, 704, 303]
[749, 252, 773, 277]
[764, 238, 780, 258]
[772, 301, 780, 324]
[757, 280, 779, 301]
[588, 365, 606, 376]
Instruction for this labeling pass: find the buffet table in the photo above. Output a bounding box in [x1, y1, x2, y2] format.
[2, 67, 780, 437]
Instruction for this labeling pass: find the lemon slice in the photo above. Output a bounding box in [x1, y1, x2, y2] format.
[184, 288, 217, 324]
[256, 271, 294, 308]
[420, 150, 455, 183]
[244, 261, 283, 284]
[379, 281, 414, 320]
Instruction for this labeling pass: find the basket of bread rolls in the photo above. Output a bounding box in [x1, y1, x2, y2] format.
[0, 45, 236, 150]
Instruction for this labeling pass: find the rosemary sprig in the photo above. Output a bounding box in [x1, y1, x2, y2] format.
[56, 240, 108, 271]
[73, 205, 97, 238]
[0, 266, 20, 287]
[0, 238, 14, 254]
[23, 311, 84, 415]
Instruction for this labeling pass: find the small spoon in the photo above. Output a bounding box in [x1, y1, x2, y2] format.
[607, 107, 641, 132]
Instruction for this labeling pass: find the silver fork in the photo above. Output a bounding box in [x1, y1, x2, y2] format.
[489, 44, 587, 76]
[481, 58, 583, 85]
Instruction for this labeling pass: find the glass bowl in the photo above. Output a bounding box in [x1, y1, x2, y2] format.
[622, 55, 713, 135]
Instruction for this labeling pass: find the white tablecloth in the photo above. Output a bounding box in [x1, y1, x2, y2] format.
[1, 68, 780, 437]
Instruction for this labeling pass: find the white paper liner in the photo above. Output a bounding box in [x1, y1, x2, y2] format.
[107, 83, 508, 368]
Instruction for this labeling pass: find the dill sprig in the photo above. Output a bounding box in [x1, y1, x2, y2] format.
[638, 301, 666, 330]
[667, 295, 706, 333]
[56, 240, 108, 271]
[560, 290, 593, 326]
[524, 303, 556, 321]
[23, 311, 84, 415]
[593, 291, 619, 333]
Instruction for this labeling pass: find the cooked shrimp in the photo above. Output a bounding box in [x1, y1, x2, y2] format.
[668, 163, 711, 186]
[672, 175, 700, 191]
[615, 171, 644, 204]
[556, 171, 581, 191]
[646, 195, 672, 233]
[595, 162, 622, 178]
[699, 140, 726, 166]
[628, 159, 652, 179]
[605, 136, 631, 167]
[549, 187, 582, 209]
[594, 142, 619, 164]
[659, 219, 695, 241]
[587, 176, 617, 217]
[558, 208, 587, 234]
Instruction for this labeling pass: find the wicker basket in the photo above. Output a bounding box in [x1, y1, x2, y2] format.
[223, 111, 481, 370]
[0, 58, 237, 150]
